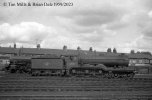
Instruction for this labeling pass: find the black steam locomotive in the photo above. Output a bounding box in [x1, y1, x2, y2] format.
[6, 54, 135, 79]
[31, 54, 135, 79]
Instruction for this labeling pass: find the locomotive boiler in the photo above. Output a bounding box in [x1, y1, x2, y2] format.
[78, 54, 129, 67]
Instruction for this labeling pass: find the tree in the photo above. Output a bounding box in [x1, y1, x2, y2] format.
[107, 48, 112, 52]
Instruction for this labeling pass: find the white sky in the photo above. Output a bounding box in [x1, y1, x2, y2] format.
[0, 0, 152, 53]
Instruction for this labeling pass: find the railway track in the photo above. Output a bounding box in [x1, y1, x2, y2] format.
[0, 91, 152, 100]
[1, 95, 152, 100]
[0, 76, 152, 92]
[0, 85, 151, 93]
[0, 86, 152, 92]
[1, 76, 152, 83]
[0, 73, 152, 100]
[0, 79, 151, 88]
[0, 78, 151, 85]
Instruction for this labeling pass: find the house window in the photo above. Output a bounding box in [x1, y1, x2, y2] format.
[139, 59, 143, 64]
[129, 59, 137, 64]
[150, 60, 152, 64]
[145, 59, 149, 64]
[133, 59, 137, 64]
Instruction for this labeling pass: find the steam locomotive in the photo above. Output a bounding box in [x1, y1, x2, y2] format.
[31, 54, 135, 79]
[6, 54, 136, 79]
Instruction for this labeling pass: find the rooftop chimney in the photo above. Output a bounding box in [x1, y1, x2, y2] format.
[113, 48, 117, 53]
[14, 43, 16, 48]
[77, 46, 81, 51]
[63, 45, 67, 51]
[107, 48, 112, 53]
[37, 44, 40, 49]
[89, 47, 93, 52]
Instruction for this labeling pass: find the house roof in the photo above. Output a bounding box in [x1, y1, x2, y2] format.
[0, 47, 19, 54]
[20, 48, 105, 56]
[1, 47, 152, 59]
[128, 53, 152, 59]
[20, 48, 79, 56]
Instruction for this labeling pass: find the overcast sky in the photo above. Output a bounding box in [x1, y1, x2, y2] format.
[0, 0, 152, 53]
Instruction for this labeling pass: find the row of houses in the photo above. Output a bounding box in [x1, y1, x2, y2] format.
[0, 47, 152, 65]
[1, 46, 152, 74]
